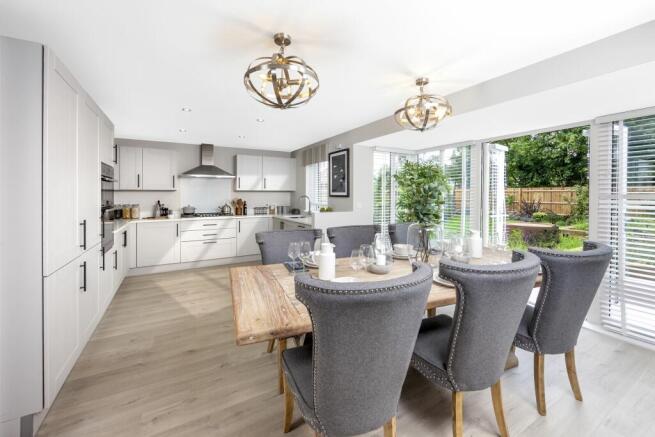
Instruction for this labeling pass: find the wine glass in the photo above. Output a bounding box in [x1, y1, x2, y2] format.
[350, 249, 363, 271]
[361, 244, 375, 267]
[299, 241, 312, 264]
[288, 242, 300, 270]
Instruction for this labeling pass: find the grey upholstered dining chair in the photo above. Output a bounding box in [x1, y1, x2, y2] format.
[326, 225, 380, 258]
[282, 263, 434, 437]
[256, 229, 322, 265]
[411, 251, 540, 437]
[388, 223, 411, 245]
[513, 241, 612, 416]
[255, 229, 322, 353]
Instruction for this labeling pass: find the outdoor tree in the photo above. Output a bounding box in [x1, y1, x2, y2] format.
[497, 127, 588, 187]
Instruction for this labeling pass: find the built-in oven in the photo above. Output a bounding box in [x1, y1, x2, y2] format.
[101, 163, 115, 256]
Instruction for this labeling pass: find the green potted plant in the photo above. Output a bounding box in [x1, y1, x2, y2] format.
[394, 160, 450, 264]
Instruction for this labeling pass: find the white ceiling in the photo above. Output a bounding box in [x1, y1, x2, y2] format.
[357, 60, 655, 149]
[1, 0, 655, 151]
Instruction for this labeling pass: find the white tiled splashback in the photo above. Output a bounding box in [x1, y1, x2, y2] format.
[115, 178, 291, 217]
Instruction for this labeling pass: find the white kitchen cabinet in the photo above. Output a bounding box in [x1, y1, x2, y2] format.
[235, 154, 296, 191]
[44, 257, 79, 407]
[78, 99, 101, 251]
[262, 156, 296, 191]
[100, 117, 115, 167]
[99, 246, 114, 313]
[127, 223, 137, 269]
[181, 238, 237, 263]
[112, 244, 123, 294]
[237, 218, 270, 257]
[235, 154, 263, 190]
[77, 246, 100, 346]
[142, 148, 176, 190]
[43, 53, 81, 275]
[137, 221, 181, 267]
[118, 146, 142, 190]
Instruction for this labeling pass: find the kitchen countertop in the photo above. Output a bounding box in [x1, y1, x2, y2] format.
[110, 214, 312, 233]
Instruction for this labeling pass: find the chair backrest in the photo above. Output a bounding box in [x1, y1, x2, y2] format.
[326, 225, 380, 258]
[255, 229, 322, 265]
[439, 251, 540, 391]
[295, 263, 433, 436]
[527, 241, 612, 354]
[388, 223, 411, 245]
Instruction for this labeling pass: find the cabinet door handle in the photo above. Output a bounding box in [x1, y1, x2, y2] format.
[137, 174, 140, 188]
[203, 233, 217, 237]
[264, 178, 266, 189]
[238, 221, 241, 232]
[80, 219, 87, 249]
[172, 175, 175, 189]
[202, 223, 217, 227]
[101, 247, 106, 271]
[123, 230, 127, 247]
[114, 250, 118, 270]
[238, 177, 241, 189]
[176, 223, 179, 237]
[203, 241, 217, 244]
[80, 261, 87, 292]
[113, 144, 118, 164]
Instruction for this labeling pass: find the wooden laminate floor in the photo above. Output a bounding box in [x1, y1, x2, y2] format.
[38, 265, 655, 437]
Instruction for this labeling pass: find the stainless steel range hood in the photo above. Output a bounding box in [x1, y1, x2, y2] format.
[180, 143, 235, 178]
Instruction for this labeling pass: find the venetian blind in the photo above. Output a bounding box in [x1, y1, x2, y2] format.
[595, 115, 655, 344]
[305, 161, 328, 211]
[484, 143, 508, 246]
[373, 151, 416, 228]
[419, 145, 474, 237]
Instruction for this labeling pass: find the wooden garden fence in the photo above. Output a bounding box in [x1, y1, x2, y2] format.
[505, 187, 577, 215]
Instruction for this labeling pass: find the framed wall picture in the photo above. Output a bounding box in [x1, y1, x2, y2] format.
[328, 148, 349, 197]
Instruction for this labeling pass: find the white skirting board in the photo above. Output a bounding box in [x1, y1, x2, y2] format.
[126, 255, 261, 276]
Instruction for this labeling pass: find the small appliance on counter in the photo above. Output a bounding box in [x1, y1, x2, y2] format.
[221, 203, 232, 215]
[290, 208, 301, 215]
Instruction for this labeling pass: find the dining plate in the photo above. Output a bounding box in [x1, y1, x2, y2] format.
[433, 274, 455, 288]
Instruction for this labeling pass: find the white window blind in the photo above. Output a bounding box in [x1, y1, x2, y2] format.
[483, 143, 508, 246]
[373, 151, 416, 227]
[305, 161, 328, 211]
[594, 114, 655, 344]
[419, 145, 474, 237]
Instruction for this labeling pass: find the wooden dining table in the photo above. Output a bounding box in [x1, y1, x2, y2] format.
[230, 251, 532, 394]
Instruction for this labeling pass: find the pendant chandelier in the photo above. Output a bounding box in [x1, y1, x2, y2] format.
[394, 77, 452, 131]
[244, 33, 319, 109]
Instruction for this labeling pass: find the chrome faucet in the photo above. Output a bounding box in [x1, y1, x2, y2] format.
[298, 195, 312, 213]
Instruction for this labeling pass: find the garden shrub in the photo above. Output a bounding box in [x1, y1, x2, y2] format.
[532, 211, 548, 222]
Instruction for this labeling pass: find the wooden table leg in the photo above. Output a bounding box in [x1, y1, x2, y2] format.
[427, 308, 437, 317]
[278, 337, 288, 395]
[504, 345, 519, 370]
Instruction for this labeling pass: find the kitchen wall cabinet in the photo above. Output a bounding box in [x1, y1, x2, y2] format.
[100, 117, 115, 167]
[44, 246, 100, 408]
[262, 156, 296, 191]
[118, 146, 176, 191]
[235, 154, 296, 191]
[236, 217, 269, 256]
[118, 147, 142, 190]
[235, 154, 263, 190]
[136, 221, 181, 267]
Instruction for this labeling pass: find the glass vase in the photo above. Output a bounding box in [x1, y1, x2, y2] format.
[407, 223, 443, 269]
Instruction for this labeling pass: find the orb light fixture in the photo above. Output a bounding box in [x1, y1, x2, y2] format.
[244, 33, 319, 109]
[394, 77, 452, 132]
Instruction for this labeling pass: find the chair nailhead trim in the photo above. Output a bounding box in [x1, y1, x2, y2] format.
[530, 261, 552, 354]
[410, 354, 453, 390]
[445, 279, 465, 392]
[299, 273, 434, 295]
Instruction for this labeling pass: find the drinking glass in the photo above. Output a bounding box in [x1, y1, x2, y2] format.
[299, 241, 312, 263]
[361, 244, 375, 267]
[287, 242, 300, 270]
[350, 249, 364, 271]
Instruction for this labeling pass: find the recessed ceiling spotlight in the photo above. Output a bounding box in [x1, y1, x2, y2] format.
[181, 106, 192, 112]
[237, 135, 246, 139]
[178, 128, 188, 133]
[256, 117, 264, 123]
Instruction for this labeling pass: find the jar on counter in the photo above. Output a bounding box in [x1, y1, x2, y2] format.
[122, 204, 131, 219]
[130, 204, 140, 219]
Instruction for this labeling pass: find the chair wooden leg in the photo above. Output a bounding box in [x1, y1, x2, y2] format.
[452, 391, 463, 437]
[278, 338, 287, 394]
[266, 339, 275, 353]
[283, 375, 294, 433]
[565, 349, 583, 401]
[534, 353, 546, 416]
[505, 345, 519, 370]
[427, 308, 437, 317]
[490, 380, 509, 437]
[383, 416, 397, 437]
